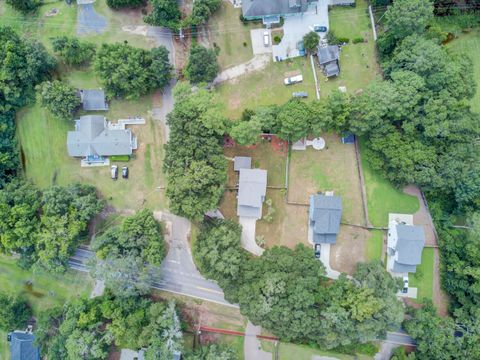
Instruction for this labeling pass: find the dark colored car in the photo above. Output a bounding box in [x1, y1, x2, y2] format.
[314, 25, 328, 32]
[122, 166, 129, 179]
[314, 244, 321, 258]
[402, 276, 409, 293]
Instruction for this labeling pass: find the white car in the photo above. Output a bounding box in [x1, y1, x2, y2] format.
[284, 74, 303, 85]
[111, 165, 118, 180]
[263, 31, 269, 47]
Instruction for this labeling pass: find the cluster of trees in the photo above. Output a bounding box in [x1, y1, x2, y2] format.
[0, 26, 56, 187]
[0, 180, 103, 272]
[107, 0, 144, 9]
[230, 91, 349, 144]
[0, 292, 32, 331]
[94, 43, 172, 99]
[195, 220, 403, 349]
[6, 0, 41, 13]
[90, 209, 166, 298]
[144, 0, 221, 29]
[37, 80, 80, 119]
[51, 36, 96, 66]
[164, 82, 227, 220]
[185, 44, 219, 84]
[36, 292, 235, 359]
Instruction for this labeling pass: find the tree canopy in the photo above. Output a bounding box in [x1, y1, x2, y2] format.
[185, 44, 219, 84]
[144, 0, 181, 30]
[50, 36, 96, 66]
[0, 112, 20, 187]
[303, 31, 320, 52]
[37, 80, 81, 119]
[0, 293, 31, 331]
[94, 43, 171, 99]
[107, 0, 144, 8]
[188, 0, 221, 25]
[6, 0, 40, 13]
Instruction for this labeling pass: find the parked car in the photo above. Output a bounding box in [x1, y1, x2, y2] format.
[402, 276, 409, 293]
[314, 244, 321, 258]
[293, 91, 308, 98]
[122, 166, 129, 179]
[284, 74, 303, 85]
[111, 165, 118, 180]
[314, 25, 328, 32]
[263, 30, 270, 46]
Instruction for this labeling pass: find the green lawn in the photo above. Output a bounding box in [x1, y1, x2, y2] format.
[409, 248, 434, 302]
[0, 329, 9, 360]
[261, 341, 373, 360]
[206, 2, 261, 69]
[359, 140, 419, 227]
[366, 230, 383, 261]
[0, 255, 92, 313]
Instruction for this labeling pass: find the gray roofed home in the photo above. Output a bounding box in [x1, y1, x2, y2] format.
[242, 0, 310, 19]
[67, 115, 137, 158]
[237, 169, 267, 219]
[8, 332, 40, 360]
[79, 89, 108, 111]
[309, 194, 342, 244]
[234, 156, 252, 171]
[392, 224, 425, 273]
[317, 45, 340, 77]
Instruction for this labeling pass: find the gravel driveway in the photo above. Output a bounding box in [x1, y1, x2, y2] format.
[77, 4, 107, 35]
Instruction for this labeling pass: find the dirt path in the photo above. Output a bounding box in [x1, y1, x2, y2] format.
[402, 185, 449, 316]
[213, 54, 271, 84]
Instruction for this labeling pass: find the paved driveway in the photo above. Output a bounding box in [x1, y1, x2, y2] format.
[251, 29, 272, 55]
[239, 217, 264, 256]
[77, 4, 107, 35]
[244, 322, 272, 360]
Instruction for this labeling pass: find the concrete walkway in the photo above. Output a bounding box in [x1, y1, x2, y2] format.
[244, 322, 272, 360]
[213, 55, 271, 84]
[239, 217, 264, 256]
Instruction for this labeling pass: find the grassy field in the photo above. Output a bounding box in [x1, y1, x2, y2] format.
[359, 140, 419, 227]
[217, 57, 317, 118]
[205, 2, 261, 69]
[409, 248, 434, 302]
[365, 230, 384, 261]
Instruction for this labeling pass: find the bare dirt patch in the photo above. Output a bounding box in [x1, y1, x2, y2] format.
[330, 225, 370, 275]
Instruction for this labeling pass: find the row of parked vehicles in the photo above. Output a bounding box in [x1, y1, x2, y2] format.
[111, 165, 128, 180]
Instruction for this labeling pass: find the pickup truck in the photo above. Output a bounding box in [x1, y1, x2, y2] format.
[284, 74, 303, 85]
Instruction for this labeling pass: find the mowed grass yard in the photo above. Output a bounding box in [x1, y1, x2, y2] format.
[14, 54, 166, 211]
[359, 140, 419, 228]
[409, 248, 434, 303]
[204, 2, 261, 69]
[288, 133, 370, 274]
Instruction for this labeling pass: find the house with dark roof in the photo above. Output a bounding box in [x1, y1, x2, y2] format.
[242, 0, 311, 21]
[8, 331, 40, 360]
[67, 115, 137, 159]
[317, 45, 340, 77]
[237, 169, 267, 219]
[79, 89, 108, 111]
[309, 194, 342, 244]
[388, 223, 425, 273]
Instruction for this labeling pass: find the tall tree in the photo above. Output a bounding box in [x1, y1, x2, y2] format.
[6, 0, 40, 13]
[144, 0, 181, 30]
[50, 36, 96, 66]
[303, 31, 320, 53]
[37, 80, 81, 119]
[188, 0, 221, 25]
[229, 119, 262, 146]
[185, 45, 219, 84]
[276, 99, 312, 141]
[0, 112, 20, 187]
[0, 293, 32, 331]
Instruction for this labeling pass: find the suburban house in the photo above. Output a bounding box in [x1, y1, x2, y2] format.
[237, 168, 268, 219]
[387, 218, 425, 274]
[309, 194, 342, 244]
[79, 89, 108, 111]
[67, 115, 137, 161]
[242, 0, 311, 23]
[8, 331, 40, 360]
[317, 45, 340, 77]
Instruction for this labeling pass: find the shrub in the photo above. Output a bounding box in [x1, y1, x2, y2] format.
[51, 36, 96, 66]
[352, 37, 364, 44]
[109, 155, 130, 162]
[338, 37, 350, 44]
[6, 0, 40, 13]
[37, 81, 80, 120]
[273, 35, 282, 44]
[106, 0, 144, 8]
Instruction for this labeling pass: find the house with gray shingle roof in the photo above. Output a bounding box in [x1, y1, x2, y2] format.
[79, 89, 108, 111]
[67, 115, 137, 158]
[242, 0, 310, 21]
[237, 169, 267, 219]
[8, 331, 40, 360]
[388, 223, 425, 273]
[309, 194, 342, 244]
[317, 45, 340, 77]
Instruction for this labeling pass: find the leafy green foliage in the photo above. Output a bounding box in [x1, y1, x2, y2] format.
[164, 83, 227, 220]
[188, 0, 221, 25]
[6, 0, 40, 13]
[144, 0, 181, 30]
[185, 344, 237, 360]
[50, 36, 96, 66]
[0, 26, 56, 111]
[94, 43, 171, 99]
[0, 293, 31, 331]
[37, 80, 81, 119]
[230, 119, 261, 145]
[0, 111, 20, 187]
[303, 31, 320, 52]
[276, 99, 313, 141]
[185, 45, 219, 84]
[107, 0, 144, 8]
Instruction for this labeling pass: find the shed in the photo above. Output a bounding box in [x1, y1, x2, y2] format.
[317, 45, 340, 78]
[79, 89, 108, 111]
[8, 332, 40, 360]
[234, 156, 252, 171]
